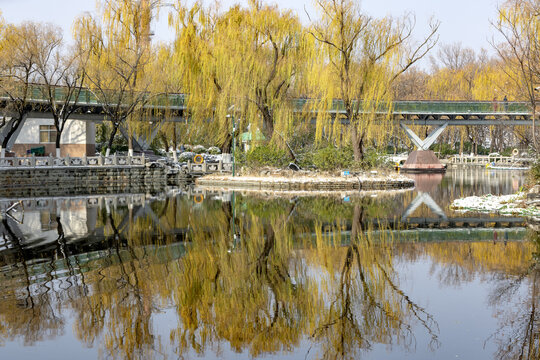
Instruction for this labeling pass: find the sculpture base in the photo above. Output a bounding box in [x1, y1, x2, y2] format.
[400, 150, 446, 173]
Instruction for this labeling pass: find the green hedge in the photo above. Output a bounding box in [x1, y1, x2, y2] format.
[245, 145, 290, 168]
[243, 144, 391, 171]
[311, 146, 354, 170]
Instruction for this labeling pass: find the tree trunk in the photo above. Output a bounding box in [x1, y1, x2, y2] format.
[172, 125, 177, 151]
[533, 105, 537, 151]
[350, 126, 364, 161]
[55, 130, 62, 157]
[160, 134, 169, 153]
[107, 122, 119, 156]
[221, 133, 233, 154]
[489, 126, 493, 153]
[459, 128, 464, 154]
[261, 107, 274, 140]
[1, 117, 22, 150]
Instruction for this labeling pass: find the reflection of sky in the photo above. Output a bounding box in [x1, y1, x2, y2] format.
[0, 246, 525, 359]
[365, 259, 500, 360]
[1, 310, 99, 359]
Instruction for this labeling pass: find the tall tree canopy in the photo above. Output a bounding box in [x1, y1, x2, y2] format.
[307, 0, 439, 160]
[170, 0, 309, 151]
[494, 0, 540, 150]
[0, 22, 63, 157]
[74, 0, 161, 156]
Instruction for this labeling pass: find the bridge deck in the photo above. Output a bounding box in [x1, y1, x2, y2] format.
[1, 86, 533, 117]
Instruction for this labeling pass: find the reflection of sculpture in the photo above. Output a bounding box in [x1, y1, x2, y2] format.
[402, 173, 446, 221]
[407, 173, 444, 193]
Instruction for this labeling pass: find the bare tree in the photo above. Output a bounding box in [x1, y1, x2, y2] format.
[34, 25, 88, 157]
[492, 0, 540, 150]
[430, 42, 477, 72]
[0, 23, 43, 157]
[308, 0, 439, 160]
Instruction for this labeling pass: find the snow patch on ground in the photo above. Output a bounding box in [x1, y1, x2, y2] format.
[451, 193, 540, 217]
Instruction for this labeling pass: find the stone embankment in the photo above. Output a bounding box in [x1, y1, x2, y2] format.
[196, 172, 415, 192]
[0, 164, 192, 197]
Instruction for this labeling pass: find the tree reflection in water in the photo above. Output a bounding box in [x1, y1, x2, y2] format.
[309, 204, 440, 359]
[486, 230, 540, 360]
[0, 193, 536, 359]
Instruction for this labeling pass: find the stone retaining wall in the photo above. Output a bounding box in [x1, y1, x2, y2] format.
[0, 166, 191, 197]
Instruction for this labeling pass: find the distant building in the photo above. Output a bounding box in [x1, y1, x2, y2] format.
[11, 117, 96, 157]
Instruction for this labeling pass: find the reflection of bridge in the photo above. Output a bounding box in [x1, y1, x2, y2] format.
[0, 192, 188, 281]
[191, 186, 528, 230]
[0, 188, 528, 290]
[392, 216, 525, 229]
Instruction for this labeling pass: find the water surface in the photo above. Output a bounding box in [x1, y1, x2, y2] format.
[0, 168, 537, 359]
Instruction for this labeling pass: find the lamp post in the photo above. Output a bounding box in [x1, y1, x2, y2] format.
[232, 116, 236, 177]
[226, 113, 236, 176]
[227, 106, 236, 177]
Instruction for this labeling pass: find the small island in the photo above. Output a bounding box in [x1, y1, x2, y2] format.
[196, 171, 415, 192]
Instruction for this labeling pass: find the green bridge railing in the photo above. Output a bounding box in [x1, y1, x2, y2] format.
[2, 85, 532, 115]
[293, 99, 531, 114]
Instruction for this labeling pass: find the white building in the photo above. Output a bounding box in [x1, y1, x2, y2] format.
[11, 117, 96, 157]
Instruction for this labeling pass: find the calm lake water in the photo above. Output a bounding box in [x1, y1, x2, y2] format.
[0, 168, 538, 360]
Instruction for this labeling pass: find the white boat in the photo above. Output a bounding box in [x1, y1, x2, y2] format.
[486, 163, 530, 170]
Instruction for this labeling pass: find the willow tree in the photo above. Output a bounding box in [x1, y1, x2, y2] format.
[168, 1, 229, 149]
[74, 0, 160, 156]
[170, 0, 308, 151]
[493, 0, 540, 151]
[149, 44, 182, 156]
[308, 0, 439, 160]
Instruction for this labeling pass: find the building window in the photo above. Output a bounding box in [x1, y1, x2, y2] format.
[40, 211, 57, 231]
[39, 125, 57, 143]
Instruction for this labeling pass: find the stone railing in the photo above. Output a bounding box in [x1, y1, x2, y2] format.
[449, 154, 534, 165]
[0, 154, 146, 168]
[184, 161, 233, 174]
[0, 193, 149, 212]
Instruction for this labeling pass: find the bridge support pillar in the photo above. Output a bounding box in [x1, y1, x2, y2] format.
[119, 121, 164, 153]
[400, 123, 448, 151]
[400, 123, 448, 173]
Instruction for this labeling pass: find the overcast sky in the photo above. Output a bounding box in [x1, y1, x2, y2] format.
[0, 0, 504, 67]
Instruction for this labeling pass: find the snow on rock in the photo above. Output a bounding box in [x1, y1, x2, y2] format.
[451, 193, 540, 217]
